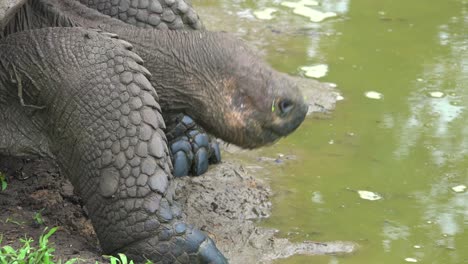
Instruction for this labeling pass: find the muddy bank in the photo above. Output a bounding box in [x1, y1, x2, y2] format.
[0, 156, 355, 264]
[0, 157, 104, 263]
[0, 1, 353, 263]
[175, 162, 356, 263]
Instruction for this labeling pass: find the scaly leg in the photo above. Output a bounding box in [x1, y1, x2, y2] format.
[0, 28, 226, 263]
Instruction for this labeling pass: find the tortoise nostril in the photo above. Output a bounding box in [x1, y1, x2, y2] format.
[278, 99, 295, 115]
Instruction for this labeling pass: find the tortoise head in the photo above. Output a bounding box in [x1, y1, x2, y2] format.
[157, 31, 308, 148]
[206, 52, 309, 149]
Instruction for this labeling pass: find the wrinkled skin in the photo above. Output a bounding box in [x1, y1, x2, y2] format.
[0, 0, 308, 263]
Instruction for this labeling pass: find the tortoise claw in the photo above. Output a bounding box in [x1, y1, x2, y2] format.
[167, 115, 221, 177]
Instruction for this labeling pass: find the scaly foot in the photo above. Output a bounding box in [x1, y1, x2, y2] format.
[165, 115, 221, 177]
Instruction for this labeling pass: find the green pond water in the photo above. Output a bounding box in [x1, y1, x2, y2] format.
[193, 0, 467, 263]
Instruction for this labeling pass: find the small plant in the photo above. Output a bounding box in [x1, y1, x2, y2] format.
[103, 254, 153, 264]
[0, 172, 7, 191]
[5, 217, 24, 226]
[33, 209, 45, 226]
[0, 228, 150, 264]
[0, 227, 79, 264]
[104, 254, 133, 264]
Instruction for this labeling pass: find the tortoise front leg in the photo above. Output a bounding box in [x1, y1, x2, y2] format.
[0, 27, 226, 263]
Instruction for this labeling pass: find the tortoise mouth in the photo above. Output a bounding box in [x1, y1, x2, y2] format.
[268, 102, 308, 137]
[240, 102, 309, 149]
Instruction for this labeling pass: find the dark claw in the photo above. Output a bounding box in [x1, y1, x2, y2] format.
[181, 115, 195, 127]
[170, 138, 192, 154]
[182, 228, 228, 264]
[173, 151, 191, 177]
[124, 225, 228, 263]
[209, 142, 221, 164]
[167, 114, 221, 177]
[194, 134, 209, 149]
[183, 228, 206, 253]
[193, 148, 209, 176]
[198, 237, 228, 264]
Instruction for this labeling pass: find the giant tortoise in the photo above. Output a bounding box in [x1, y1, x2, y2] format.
[0, 0, 308, 262]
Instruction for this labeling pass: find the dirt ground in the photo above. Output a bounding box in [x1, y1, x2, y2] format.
[0, 156, 356, 264]
[0, 1, 355, 263]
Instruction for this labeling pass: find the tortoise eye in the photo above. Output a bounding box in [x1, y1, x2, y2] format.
[278, 99, 295, 115]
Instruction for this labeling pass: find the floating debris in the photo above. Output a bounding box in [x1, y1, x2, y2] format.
[311, 191, 324, 204]
[358, 190, 382, 201]
[336, 94, 345, 101]
[254, 8, 278, 20]
[301, 64, 328, 78]
[413, 245, 422, 249]
[237, 10, 255, 19]
[405, 257, 418, 262]
[281, 0, 319, 8]
[428, 91, 445, 98]
[294, 6, 337, 22]
[365, 91, 384, 100]
[451, 185, 466, 193]
[281, 1, 336, 22]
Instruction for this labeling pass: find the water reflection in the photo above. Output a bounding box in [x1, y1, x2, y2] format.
[194, 0, 349, 73]
[382, 221, 410, 253]
[393, 4, 468, 167]
[322, 0, 349, 14]
[388, 2, 467, 262]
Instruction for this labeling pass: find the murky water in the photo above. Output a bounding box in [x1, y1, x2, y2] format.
[193, 0, 468, 263]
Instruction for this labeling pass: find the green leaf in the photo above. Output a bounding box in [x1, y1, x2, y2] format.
[2, 245, 16, 254]
[117, 253, 128, 264]
[64, 258, 79, 264]
[0, 172, 7, 191]
[42, 227, 57, 242]
[104, 255, 120, 264]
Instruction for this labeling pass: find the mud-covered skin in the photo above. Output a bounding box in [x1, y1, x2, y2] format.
[166, 114, 221, 177]
[0, 28, 226, 263]
[78, 0, 203, 30]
